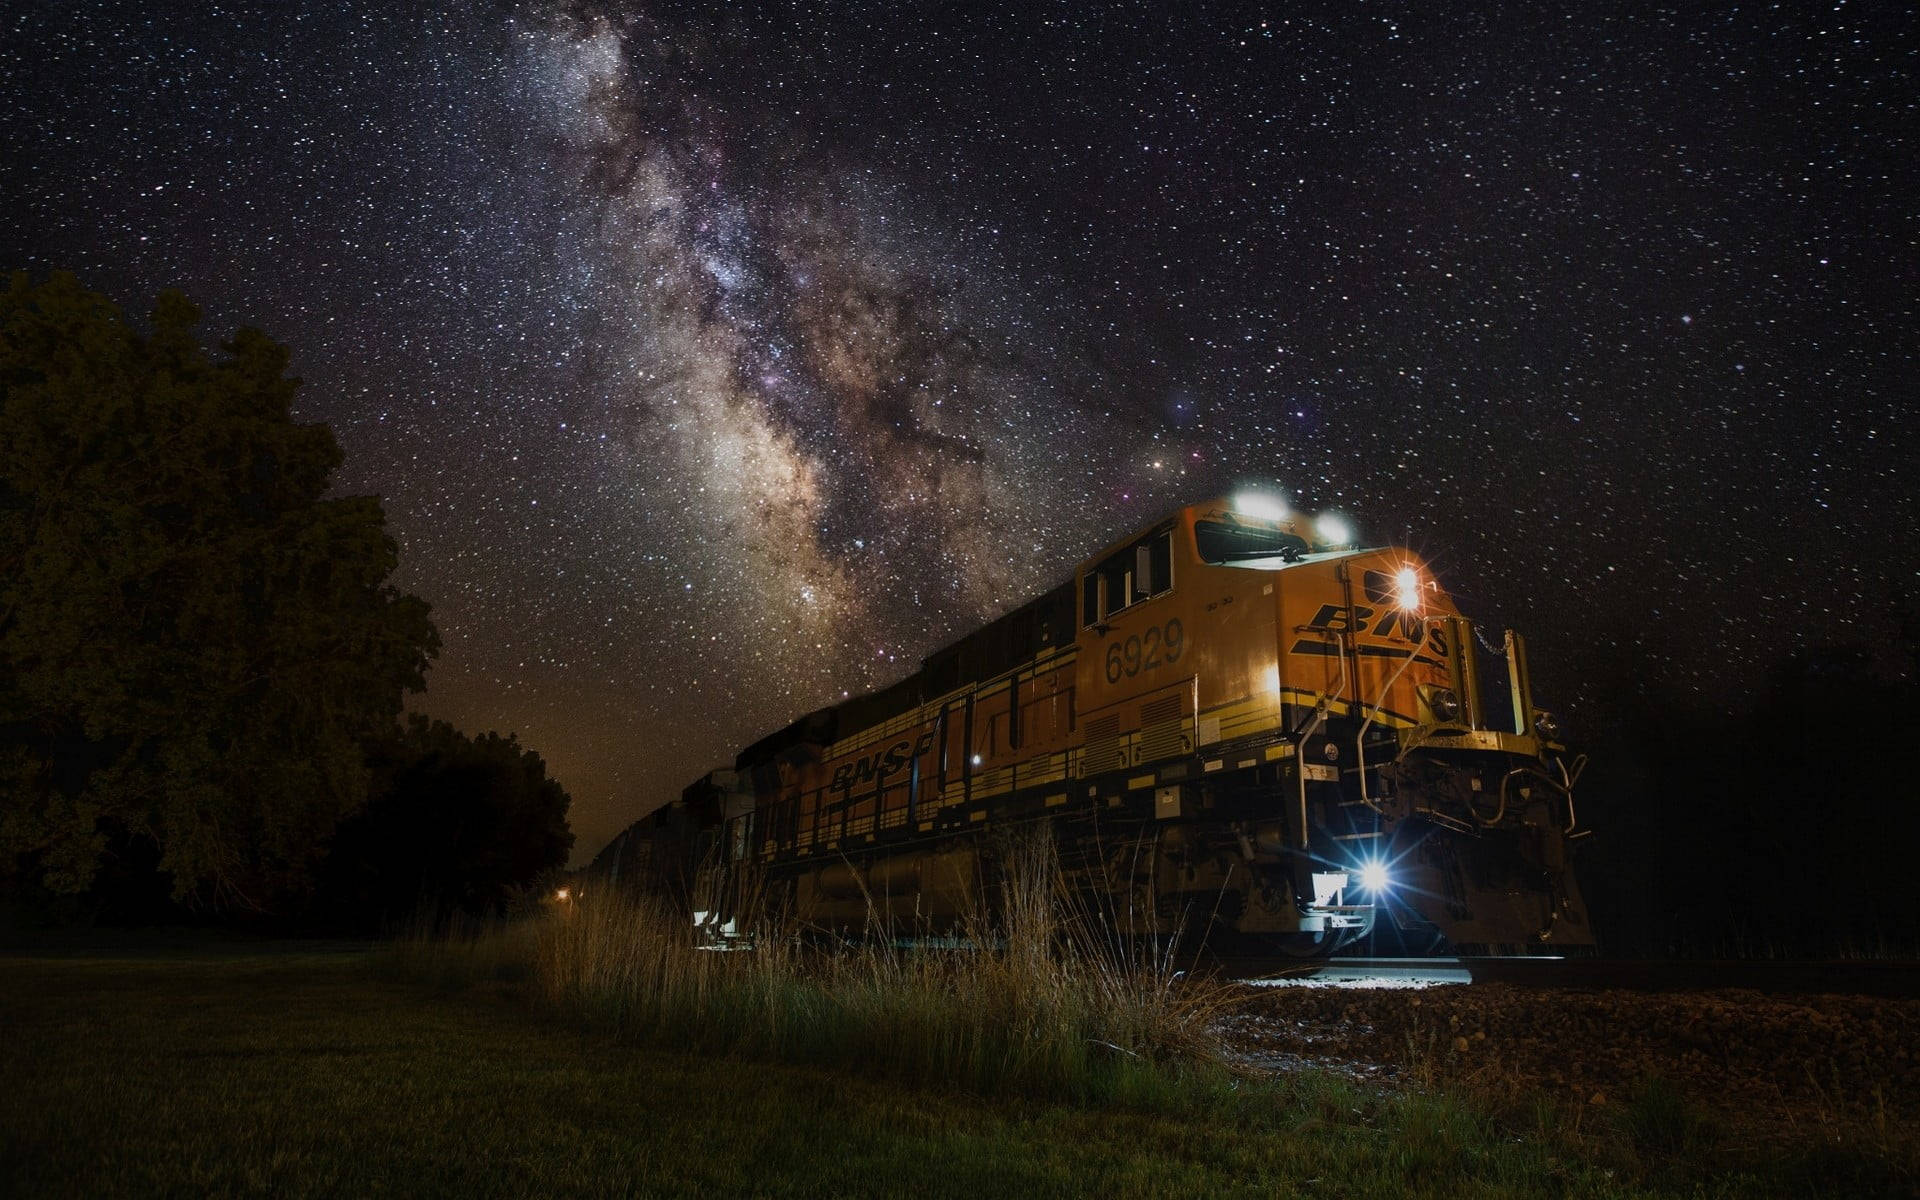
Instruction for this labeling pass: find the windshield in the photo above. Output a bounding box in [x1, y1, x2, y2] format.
[1194, 519, 1310, 564]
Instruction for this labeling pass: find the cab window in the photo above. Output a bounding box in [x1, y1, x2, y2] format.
[1194, 520, 1308, 564]
[1081, 528, 1174, 626]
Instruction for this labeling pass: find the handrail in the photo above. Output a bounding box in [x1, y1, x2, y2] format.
[1287, 626, 1347, 848]
[1492, 761, 1585, 834]
[1354, 613, 1433, 814]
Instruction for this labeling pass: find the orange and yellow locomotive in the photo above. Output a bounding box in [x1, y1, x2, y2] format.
[596, 495, 1594, 955]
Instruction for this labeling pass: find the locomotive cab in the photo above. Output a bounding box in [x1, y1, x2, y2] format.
[1157, 495, 1595, 951]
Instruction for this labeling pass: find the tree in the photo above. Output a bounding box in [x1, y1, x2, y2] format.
[319, 716, 574, 932]
[0, 272, 438, 909]
[1580, 644, 1920, 958]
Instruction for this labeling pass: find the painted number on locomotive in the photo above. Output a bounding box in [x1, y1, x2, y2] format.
[1104, 618, 1184, 683]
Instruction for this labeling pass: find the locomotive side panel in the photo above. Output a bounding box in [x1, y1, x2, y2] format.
[1072, 519, 1195, 784]
[1271, 551, 1453, 730]
[1173, 560, 1283, 753]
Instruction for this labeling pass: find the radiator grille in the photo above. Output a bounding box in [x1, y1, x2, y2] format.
[1137, 694, 1187, 764]
[1082, 714, 1123, 775]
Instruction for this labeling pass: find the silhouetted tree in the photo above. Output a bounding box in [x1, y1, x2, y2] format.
[1580, 641, 1920, 957]
[0, 273, 438, 910]
[318, 716, 574, 932]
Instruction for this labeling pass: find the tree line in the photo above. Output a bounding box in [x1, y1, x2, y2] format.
[1, 272, 571, 931]
[1576, 635, 1920, 959]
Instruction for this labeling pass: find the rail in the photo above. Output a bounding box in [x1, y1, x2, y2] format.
[1221, 956, 1920, 998]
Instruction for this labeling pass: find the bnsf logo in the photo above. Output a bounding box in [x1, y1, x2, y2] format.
[829, 731, 938, 793]
[1302, 603, 1450, 657]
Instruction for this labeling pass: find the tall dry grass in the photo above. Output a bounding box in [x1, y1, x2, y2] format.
[530, 826, 1240, 1103]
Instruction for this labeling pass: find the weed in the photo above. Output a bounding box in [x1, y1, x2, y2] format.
[503, 825, 1241, 1110]
[1620, 1075, 1720, 1161]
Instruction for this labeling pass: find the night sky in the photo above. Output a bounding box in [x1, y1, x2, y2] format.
[5, 2, 1914, 863]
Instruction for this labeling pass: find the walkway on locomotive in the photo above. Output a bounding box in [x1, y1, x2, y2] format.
[755, 496, 1466, 863]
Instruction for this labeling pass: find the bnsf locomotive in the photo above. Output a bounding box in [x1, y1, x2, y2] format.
[592, 495, 1594, 955]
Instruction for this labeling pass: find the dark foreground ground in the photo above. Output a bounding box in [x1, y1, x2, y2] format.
[1233, 975, 1920, 1150]
[0, 947, 1912, 1198]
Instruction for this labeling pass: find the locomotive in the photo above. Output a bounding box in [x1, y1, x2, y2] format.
[592, 495, 1594, 956]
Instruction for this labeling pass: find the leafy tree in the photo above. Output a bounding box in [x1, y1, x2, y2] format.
[319, 716, 574, 932]
[0, 272, 438, 908]
[1580, 644, 1920, 958]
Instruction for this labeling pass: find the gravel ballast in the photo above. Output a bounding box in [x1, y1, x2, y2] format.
[1227, 980, 1920, 1143]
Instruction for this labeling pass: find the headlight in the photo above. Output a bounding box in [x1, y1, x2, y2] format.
[1358, 861, 1391, 892]
[1427, 687, 1461, 723]
[1314, 513, 1352, 546]
[1534, 711, 1562, 742]
[1394, 565, 1422, 611]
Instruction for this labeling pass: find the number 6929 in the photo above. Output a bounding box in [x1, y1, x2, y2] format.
[1104, 618, 1184, 683]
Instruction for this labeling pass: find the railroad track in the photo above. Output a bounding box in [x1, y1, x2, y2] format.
[1220, 955, 1920, 997]
[1212, 955, 1466, 985]
[1458, 956, 1920, 998]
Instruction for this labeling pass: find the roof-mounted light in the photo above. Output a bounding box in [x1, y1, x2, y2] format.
[1314, 513, 1353, 546]
[1231, 492, 1289, 522]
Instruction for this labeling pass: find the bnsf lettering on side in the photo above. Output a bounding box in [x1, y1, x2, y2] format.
[1303, 603, 1450, 655]
[829, 731, 938, 792]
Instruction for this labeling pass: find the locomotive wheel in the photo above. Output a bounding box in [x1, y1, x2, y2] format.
[1270, 928, 1340, 961]
[1194, 927, 1338, 962]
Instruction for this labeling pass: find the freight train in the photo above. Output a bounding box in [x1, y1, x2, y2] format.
[591, 495, 1594, 956]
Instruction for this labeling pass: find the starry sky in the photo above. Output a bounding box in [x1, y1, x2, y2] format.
[5, 2, 1914, 862]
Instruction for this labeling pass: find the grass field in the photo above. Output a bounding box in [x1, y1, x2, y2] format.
[0, 946, 1909, 1198]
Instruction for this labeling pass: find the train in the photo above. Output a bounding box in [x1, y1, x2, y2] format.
[590, 494, 1595, 957]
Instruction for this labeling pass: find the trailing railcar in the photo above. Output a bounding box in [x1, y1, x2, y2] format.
[594, 495, 1594, 956]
